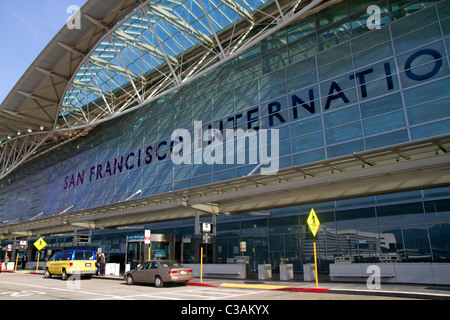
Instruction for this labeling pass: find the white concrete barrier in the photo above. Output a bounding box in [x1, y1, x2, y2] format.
[329, 263, 450, 285]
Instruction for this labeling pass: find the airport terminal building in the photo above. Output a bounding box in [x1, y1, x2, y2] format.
[1, 0, 450, 283]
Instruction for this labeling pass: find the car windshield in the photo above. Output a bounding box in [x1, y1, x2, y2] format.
[159, 261, 181, 268]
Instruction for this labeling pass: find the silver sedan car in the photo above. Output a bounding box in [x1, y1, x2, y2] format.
[125, 260, 194, 287]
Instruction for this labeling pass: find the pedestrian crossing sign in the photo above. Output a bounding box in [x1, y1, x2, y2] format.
[34, 238, 47, 251]
[307, 208, 320, 237]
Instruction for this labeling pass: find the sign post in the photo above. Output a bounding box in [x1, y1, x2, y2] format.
[306, 208, 320, 288]
[144, 230, 151, 261]
[33, 238, 47, 272]
[200, 246, 203, 283]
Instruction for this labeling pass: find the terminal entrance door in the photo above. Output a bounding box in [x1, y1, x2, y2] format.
[125, 234, 182, 270]
[126, 241, 144, 270]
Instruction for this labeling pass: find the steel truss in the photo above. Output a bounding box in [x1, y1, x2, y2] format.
[0, 0, 335, 181]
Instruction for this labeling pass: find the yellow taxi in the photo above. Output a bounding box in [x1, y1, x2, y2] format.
[44, 250, 97, 280]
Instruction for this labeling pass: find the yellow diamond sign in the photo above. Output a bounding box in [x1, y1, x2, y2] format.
[307, 208, 320, 237]
[34, 238, 47, 251]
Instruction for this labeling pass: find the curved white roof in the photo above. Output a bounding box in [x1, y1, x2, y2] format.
[0, 0, 337, 180]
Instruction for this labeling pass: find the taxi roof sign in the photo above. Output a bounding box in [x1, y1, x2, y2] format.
[307, 208, 320, 237]
[34, 238, 47, 251]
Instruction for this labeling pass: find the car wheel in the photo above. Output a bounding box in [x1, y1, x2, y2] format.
[126, 275, 134, 285]
[154, 276, 164, 288]
[61, 269, 68, 281]
[44, 269, 52, 278]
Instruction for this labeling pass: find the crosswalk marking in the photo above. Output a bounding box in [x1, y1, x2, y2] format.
[118, 288, 265, 300]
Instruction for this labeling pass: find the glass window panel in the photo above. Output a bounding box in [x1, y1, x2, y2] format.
[259, 69, 285, 90]
[269, 216, 299, 234]
[216, 221, 240, 237]
[351, 27, 391, 54]
[377, 202, 425, 227]
[403, 225, 432, 261]
[327, 139, 364, 158]
[263, 46, 289, 70]
[324, 105, 360, 129]
[235, 80, 258, 99]
[428, 223, 450, 262]
[410, 119, 450, 140]
[353, 42, 393, 69]
[394, 23, 441, 54]
[404, 77, 450, 107]
[365, 129, 409, 149]
[336, 196, 375, 208]
[317, 2, 349, 28]
[425, 200, 450, 224]
[287, 70, 317, 93]
[241, 219, 268, 236]
[363, 110, 406, 136]
[440, 17, 450, 37]
[335, 207, 377, 229]
[424, 187, 450, 198]
[317, 42, 351, 67]
[289, 35, 318, 62]
[291, 131, 324, 153]
[407, 98, 450, 126]
[377, 190, 423, 203]
[270, 206, 300, 217]
[269, 235, 284, 266]
[285, 56, 316, 80]
[260, 83, 287, 103]
[379, 226, 404, 258]
[319, 30, 352, 51]
[360, 93, 403, 119]
[262, 30, 287, 54]
[391, 5, 438, 37]
[284, 233, 302, 270]
[319, 57, 353, 81]
[290, 115, 322, 138]
[292, 148, 326, 165]
[325, 121, 363, 145]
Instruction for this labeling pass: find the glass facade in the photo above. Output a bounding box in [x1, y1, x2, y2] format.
[1, 0, 450, 270]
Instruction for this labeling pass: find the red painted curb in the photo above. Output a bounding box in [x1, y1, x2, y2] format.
[1, 270, 39, 274]
[186, 282, 220, 287]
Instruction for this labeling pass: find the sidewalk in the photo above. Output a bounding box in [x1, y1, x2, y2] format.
[5, 269, 450, 299]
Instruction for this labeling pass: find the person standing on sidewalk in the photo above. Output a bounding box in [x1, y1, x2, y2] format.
[96, 252, 102, 275]
[100, 253, 106, 276]
[21, 254, 27, 270]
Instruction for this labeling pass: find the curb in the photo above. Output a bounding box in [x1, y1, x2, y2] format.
[186, 281, 450, 299]
[1, 270, 40, 274]
[186, 282, 220, 287]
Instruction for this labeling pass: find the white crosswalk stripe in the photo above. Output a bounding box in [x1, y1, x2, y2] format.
[118, 288, 265, 300]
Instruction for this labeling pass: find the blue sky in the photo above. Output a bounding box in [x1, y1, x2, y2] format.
[0, 0, 88, 104]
